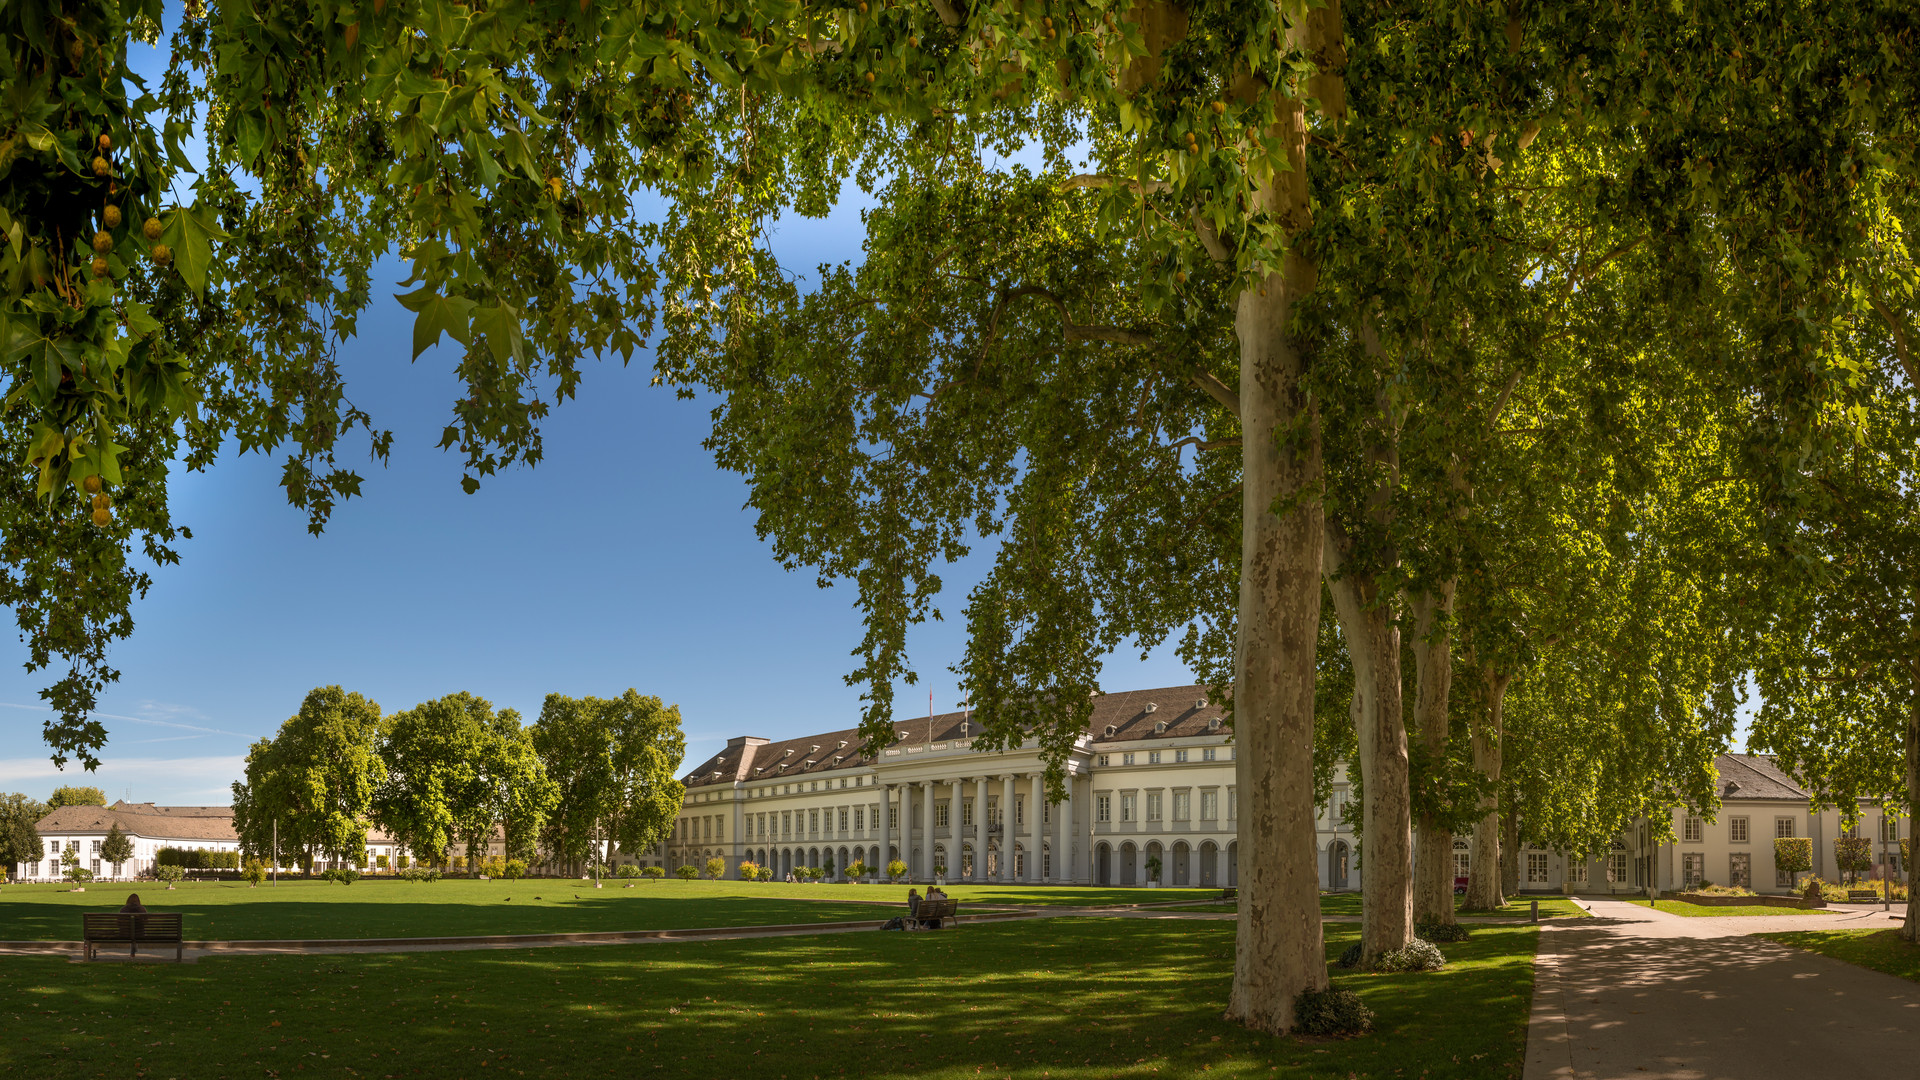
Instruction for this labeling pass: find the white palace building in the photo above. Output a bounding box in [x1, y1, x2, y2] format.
[668, 684, 1913, 895]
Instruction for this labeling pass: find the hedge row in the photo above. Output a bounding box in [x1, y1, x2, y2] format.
[155, 848, 240, 869]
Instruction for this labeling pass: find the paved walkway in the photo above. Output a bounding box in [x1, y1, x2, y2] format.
[1525, 898, 1920, 1078]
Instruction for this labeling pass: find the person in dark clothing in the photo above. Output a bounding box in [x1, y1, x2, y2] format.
[118, 893, 147, 914]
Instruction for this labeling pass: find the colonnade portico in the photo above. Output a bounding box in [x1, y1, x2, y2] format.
[874, 767, 1085, 884]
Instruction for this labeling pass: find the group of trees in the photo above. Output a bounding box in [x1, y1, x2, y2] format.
[4, 0, 1917, 1035]
[230, 687, 686, 876]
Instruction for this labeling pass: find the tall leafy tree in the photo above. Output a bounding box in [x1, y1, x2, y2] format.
[232, 686, 386, 870]
[0, 793, 49, 874]
[532, 690, 685, 874]
[100, 823, 133, 868]
[47, 785, 107, 808]
[374, 691, 501, 867]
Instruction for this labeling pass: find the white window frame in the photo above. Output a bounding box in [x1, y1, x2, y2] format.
[1683, 816, 1702, 843]
[1096, 794, 1112, 823]
[1526, 852, 1549, 884]
[1729, 816, 1749, 844]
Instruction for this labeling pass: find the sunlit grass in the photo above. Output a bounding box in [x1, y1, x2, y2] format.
[1317, 893, 1587, 919]
[0, 917, 1538, 1079]
[1758, 927, 1920, 982]
[1626, 898, 1832, 918]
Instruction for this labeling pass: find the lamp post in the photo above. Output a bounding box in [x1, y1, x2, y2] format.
[272, 818, 278, 887]
[1883, 812, 1890, 912]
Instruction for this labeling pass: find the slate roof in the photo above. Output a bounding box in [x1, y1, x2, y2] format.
[35, 803, 238, 842]
[1715, 753, 1811, 801]
[680, 685, 1228, 789]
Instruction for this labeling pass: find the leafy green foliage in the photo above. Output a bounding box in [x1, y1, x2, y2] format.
[704, 856, 725, 880]
[232, 686, 385, 871]
[155, 847, 237, 869]
[99, 823, 132, 865]
[1293, 986, 1374, 1037]
[674, 865, 698, 881]
[531, 690, 684, 874]
[47, 785, 106, 808]
[0, 793, 48, 873]
[1775, 838, 1814, 881]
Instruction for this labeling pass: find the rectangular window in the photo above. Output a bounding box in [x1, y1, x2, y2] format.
[1014, 850, 1025, 877]
[1202, 747, 1216, 761]
[936, 803, 949, 828]
[1146, 793, 1163, 822]
[1015, 797, 1025, 826]
[1729, 816, 1749, 843]
[1097, 755, 1110, 767]
[839, 807, 849, 832]
[1606, 852, 1629, 885]
[1883, 816, 1901, 843]
[1527, 852, 1550, 884]
[1843, 822, 1859, 839]
[809, 809, 819, 837]
[1097, 795, 1112, 823]
[715, 817, 724, 841]
[1122, 753, 1135, 766]
[1174, 749, 1188, 763]
[1227, 786, 1236, 819]
[1776, 817, 1796, 839]
[1148, 750, 1162, 765]
[1682, 852, 1704, 888]
[91, 858, 101, 876]
[1684, 816, 1702, 843]
[1329, 790, 1348, 829]
[1173, 791, 1190, 820]
[1120, 794, 1136, 823]
[1566, 860, 1588, 885]
[1729, 852, 1751, 889]
[782, 812, 791, 839]
[962, 799, 974, 827]
[854, 807, 865, 833]
[91, 840, 102, 855]
[1200, 791, 1218, 821]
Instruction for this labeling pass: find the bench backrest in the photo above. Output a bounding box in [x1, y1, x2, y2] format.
[82, 912, 183, 939]
[917, 898, 958, 919]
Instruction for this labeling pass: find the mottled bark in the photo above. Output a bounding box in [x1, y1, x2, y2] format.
[1906, 646, 1919, 944]
[1500, 803, 1520, 896]
[1326, 560, 1413, 961]
[1464, 669, 1509, 910]
[1224, 2, 1342, 1036]
[1411, 588, 1458, 926]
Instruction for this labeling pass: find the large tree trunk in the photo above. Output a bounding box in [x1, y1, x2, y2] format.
[1464, 669, 1510, 910]
[1326, 562, 1413, 962]
[1224, 1, 1342, 1036]
[1500, 801, 1520, 896]
[1905, 646, 1919, 943]
[1410, 587, 1458, 926]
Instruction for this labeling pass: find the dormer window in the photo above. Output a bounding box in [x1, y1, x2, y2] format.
[811, 745, 820, 753]
[837, 740, 848, 749]
[1104, 725, 1117, 737]
[1207, 717, 1222, 731]
[1154, 720, 1167, 734]
[784, 748, 795, 756]
[1145, 702, 1158, 713]
[1195, 698, 1206, 709]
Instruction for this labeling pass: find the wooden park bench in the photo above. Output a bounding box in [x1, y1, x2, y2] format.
[1846, 889, 1883, 903]
[907, 897, 959, 930]
[82, 912, 184, 962]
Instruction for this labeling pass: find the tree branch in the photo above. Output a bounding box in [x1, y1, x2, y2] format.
[1060, 174, 1173, 195]
[1163, 435, 1243, 453]
[1189, 369, 1241, 414]
[928, 0, 968, 28]
[1867, 288, 1919, 389]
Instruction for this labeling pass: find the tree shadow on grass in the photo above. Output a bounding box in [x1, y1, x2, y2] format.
[0, 917, 1539, 1080]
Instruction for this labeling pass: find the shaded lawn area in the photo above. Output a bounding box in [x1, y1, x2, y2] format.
[1318, 893, 1587, 919]
[1625, 898, 1834, 918]
[0, 917, 1538, 1080]
[0, 880, 908, 941]
[1758, 927, 1920, 982]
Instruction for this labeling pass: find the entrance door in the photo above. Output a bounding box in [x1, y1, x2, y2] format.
[1329, 840, 1350, 889]
[1200, 842, 1218, 886]
[1096, 843, 1111, 885]
[1121, 843, 1137, 886]
[1173, 842, 1190, 886]
[1729, 853, 1751, 890]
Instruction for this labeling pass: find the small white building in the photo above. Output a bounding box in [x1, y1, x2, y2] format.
[21, 801, 241, 882]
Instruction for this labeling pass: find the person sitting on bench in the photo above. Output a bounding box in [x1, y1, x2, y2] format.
[119, 893, 148, 915]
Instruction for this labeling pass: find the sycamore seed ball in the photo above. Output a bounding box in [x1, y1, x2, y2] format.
[151, 243, 172, 265]
[103, 204, 122, 228]
[98, 133, 112, 151]
[91, 256, 108, 278]
[83, 476, 102, 494]
[92, 230, 113, 253]
[91, 155, 110, 178]
[91, 493, 111, 510]
[92, 508, 111, 527]
[143, 217, 163, 241]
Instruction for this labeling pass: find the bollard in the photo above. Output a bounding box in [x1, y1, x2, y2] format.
[1530, 899, 1539, 923]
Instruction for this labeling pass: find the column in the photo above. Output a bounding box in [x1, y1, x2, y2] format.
[921, 779, 936, 881]
[948, 780, 961, 882]
[882, 784, 894, 873]
[1032, 772, 1045, 883]
[1001, 774, 1016, 883]
[1061, 771, 1076, 883]
[975, 776, 990, 881]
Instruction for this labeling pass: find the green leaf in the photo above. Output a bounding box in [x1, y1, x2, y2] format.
[394, 288, 476, 359]
[470, 302, 524, 365]
[235, 110, 268, 166]
[161, 203, 230, 297]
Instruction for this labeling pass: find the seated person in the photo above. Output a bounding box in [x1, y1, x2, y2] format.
[118, 893, 148, 914]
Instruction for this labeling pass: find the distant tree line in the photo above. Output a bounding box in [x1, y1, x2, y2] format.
[230, 686, 687, 876]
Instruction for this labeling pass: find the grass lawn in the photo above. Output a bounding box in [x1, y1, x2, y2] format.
[0, 880, 1215, 941]
[0, 916, 1538, 1080]
[1623, 898, 1833, 918]
[0, 880, 905, 941]
[1318, 893, 1587, 919]
[1758, 928, 1920, 982]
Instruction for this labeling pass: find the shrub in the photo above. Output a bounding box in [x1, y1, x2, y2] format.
[846, 860, 866, 880]
[321, 867, 362, 885]
[1774, 837, 1813, 885]
[1293, 987, 1374, 1037]
[398, 865, 441, 883]
[1145, 855, 1163, 882]
[1835, 836, 1873, 882]
[1375, 940, 1446, 973]
[642, 865, 665, 880]
[396, 855, 410, 870]
[1690, 883, 1755, 897]
[617, 863, 642, 879]
[1415, 920, 1471, 943]
[242, 859, 267, 886]
[887, 859, 908, 882]
[1336, 942, 1364, 969]
[705, 857, 726, 880]
[502, 858, 528, 880]
[154, 864, 186, 886]
[155, 847, 241, 870]
[375, 854, 389, 870]
[476, 856, 506, 879]
[737, 861, 759, 881]
[756, 866, 773, 881]
[675, 865, 699, 881]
